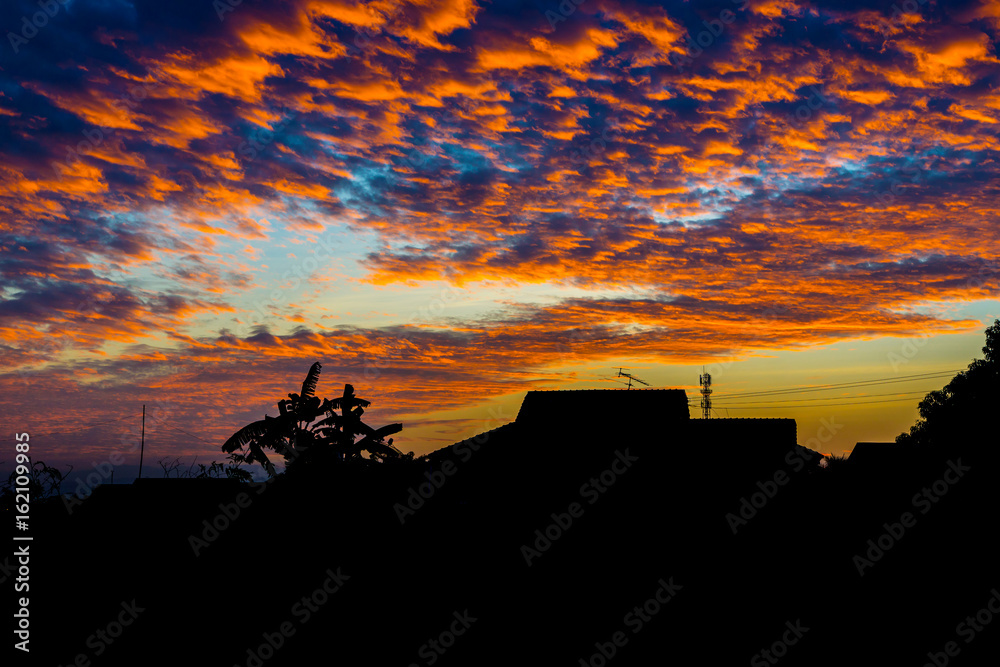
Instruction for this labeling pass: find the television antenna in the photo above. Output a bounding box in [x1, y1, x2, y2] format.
[615, 368, 649, 390]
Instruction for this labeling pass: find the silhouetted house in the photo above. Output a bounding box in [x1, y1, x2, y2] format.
[515, 388, 690, 433]
[64, 476, 255, 516]
[515, 388, 795, 443]
[694, 417, 798, 449]
[848, 442, 903, 467]
[427, 389, 801, 467]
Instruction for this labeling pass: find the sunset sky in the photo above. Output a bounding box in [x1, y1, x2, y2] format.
[2, 0, 999, 473]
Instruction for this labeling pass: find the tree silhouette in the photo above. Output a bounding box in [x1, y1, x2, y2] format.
[896, 318, 1000, 453]
[222, 362, 408, 476]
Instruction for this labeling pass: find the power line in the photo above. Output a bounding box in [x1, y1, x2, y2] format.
[709, 370, 960, 400]
[713, 389, 931, 405]
[156, 421, 214, 444]
[713, 370, 958, 399]
[712, 396, 928, 409]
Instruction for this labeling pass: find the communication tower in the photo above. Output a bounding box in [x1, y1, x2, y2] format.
[699, 368, 712, 419]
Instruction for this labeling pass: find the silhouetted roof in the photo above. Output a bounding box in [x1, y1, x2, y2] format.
[516, 388, 690, 427]
[429, 390, 802, 460]
[695, 418, 798, 456]
[848, 442, 903, 465]
[423, 422, 518, 462]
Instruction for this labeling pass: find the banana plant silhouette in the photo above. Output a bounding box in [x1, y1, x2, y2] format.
[222, 362, 404, 476]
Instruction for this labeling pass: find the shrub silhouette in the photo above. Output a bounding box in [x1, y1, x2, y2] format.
[222, 362, 408, 476]
[155, 453, 254, 481]
[1, 459, 67, 509]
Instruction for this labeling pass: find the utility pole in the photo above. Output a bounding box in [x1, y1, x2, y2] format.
[138, 404, 145, 479]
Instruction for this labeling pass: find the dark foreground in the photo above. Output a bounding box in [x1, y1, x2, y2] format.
[6, 419, 999, 667]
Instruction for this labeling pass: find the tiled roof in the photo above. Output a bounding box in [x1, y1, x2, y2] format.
[516, 388, 690, 424]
